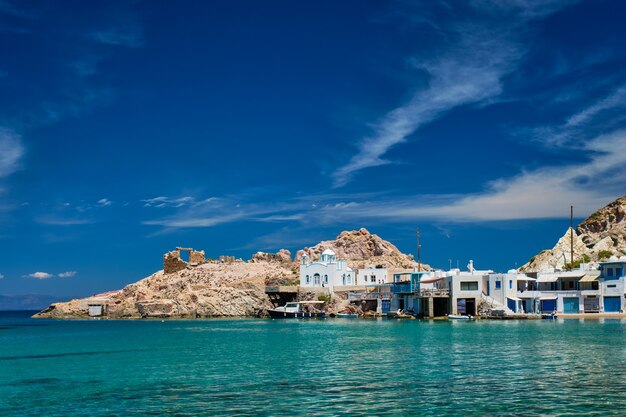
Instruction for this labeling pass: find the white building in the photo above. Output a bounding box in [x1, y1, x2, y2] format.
[450, 261, 493, 315]
[300, 249, 355, 290]
[357, 266, 387, 285]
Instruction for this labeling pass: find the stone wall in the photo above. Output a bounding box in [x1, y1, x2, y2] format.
[190, 250, 205, 265]
[164, 250, 188, 274]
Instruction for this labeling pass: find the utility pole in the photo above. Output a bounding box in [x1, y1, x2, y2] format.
[570, 205, 574, 270]
[416, 228, 421, 272]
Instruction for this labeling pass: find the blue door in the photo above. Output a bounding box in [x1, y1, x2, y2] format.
[381, 300, 391, 314]
[540, 299, 556, 313]
[507, 298, 516, 312]
[563, 297, 579, 314]
[604, 296, 621, 312]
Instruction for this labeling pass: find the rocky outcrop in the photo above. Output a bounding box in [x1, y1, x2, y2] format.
[296, 228, 429, 270]
[251, 249, 292, 264]
[577, 195, 626, 255]
[34, 259, 294, 319]
[521, 228, 589, 272]
[522, 195, 626, 272]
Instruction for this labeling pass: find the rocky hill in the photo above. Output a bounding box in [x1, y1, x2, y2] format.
[34, 257, 295, 319]
[296, 228, 429, 270]
[522, 195, 626, 272]
[34, 229, 425, 319]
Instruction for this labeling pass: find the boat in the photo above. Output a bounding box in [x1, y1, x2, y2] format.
[268, 301, 326, 319]
[387, 310, 415, 319]
[335, 313, 358, 318]
[541, 313, 557, 320]
[448, 314, 473, 320]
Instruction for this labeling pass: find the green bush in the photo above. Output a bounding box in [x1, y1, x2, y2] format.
[317, 294, 331, 303]
[598, 250, 613, 260]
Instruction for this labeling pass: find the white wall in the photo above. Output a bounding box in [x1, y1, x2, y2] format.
[356, 268, 387, 285]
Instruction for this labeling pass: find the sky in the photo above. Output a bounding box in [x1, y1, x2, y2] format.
[1, 0, 626, 300]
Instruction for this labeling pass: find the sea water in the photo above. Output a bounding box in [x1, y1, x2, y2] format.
[1, 311, 625, 416]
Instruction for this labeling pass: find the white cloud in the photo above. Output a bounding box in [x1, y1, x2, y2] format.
[332, 1, 574, 187]
[142, 196, 195, 208]
[0, 273, 4, 279]
[97, 198, 112, 207]
[25, 272, 54, 279]
[0, 128, 24, 178]
[58, 271, 77, 278]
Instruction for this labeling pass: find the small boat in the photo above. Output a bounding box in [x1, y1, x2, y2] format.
[541, 313, 557, 320]
[268, 301, 326, 319]
[335, 313, 358, 318]
[448, 314, 473, 320]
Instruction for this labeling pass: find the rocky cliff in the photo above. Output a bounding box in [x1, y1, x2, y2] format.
[522, 195, 626, 272]
[296, 228, 429, 270]
[34, 255, 296, 319]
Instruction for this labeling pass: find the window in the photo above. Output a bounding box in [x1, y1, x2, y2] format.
[314, 274, 320, 285]
[608, 268, 614, 277]
[509, 280, 513, 289]
[347, 275, 352, 284]
[617, 268, 624, 277]
[371, 275, 376, 283]
[461, 281, 478, 291]
[495, 281, 501, 289]
[306, 275, 310, 284]
[607, 284, 617, 288]
[324, 275, 328, 284]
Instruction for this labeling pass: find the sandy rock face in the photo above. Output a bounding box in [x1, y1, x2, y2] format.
[251, 249, 292, 264]
[522, 195, 626, 272]
[33, 260, 293, 319]
[577, 195, 626, 254]
[521, 228, 589, 272]
[295, 228, 427, 269]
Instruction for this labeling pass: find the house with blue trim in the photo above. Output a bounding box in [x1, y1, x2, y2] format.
[598, 256, 626, 313]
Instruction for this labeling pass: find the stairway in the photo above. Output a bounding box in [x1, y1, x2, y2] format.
[479, 293, 515, 316]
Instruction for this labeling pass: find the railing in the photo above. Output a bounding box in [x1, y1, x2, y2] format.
[347, 292, 390, 301]
[419, 288, 449, 297]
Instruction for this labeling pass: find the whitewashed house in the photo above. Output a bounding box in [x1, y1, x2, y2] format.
[300, 249, 355, 290]
[357, 266, 388, 285]
[450, 261, 492, 315]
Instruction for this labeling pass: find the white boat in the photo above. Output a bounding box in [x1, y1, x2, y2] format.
[268, 301, 326, 319]
[448, 314, 473, 320]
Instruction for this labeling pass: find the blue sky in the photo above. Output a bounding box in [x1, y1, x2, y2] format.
[1, 0, 626, 299]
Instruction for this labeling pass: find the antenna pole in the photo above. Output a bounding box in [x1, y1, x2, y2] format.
[416, 228, 421, 272]
[570, 205, 574, 270]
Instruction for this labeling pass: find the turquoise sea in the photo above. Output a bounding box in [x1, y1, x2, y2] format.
[1, 311, 625, 416]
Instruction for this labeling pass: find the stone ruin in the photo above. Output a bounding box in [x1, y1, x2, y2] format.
[163, 247, 206, 274]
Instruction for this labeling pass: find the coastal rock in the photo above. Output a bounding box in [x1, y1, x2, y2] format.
[295, 228, 429, 270]
[522, 195, 626, 272]
[251, 249, 292, 264]
[33, 260, 294, 319]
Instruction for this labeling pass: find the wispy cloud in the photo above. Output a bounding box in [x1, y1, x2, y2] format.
[0, 273, 4, 279]
[89, 27, 143, 48]
[97, 198, 112, 207]
[58, 271, 77, 278]
[0, 128, 24, 179]
[332, 0, 574, 187]
[142, 196, 196, 208]
[35, 216, 94, 226]
[534, 85, 626, 147]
